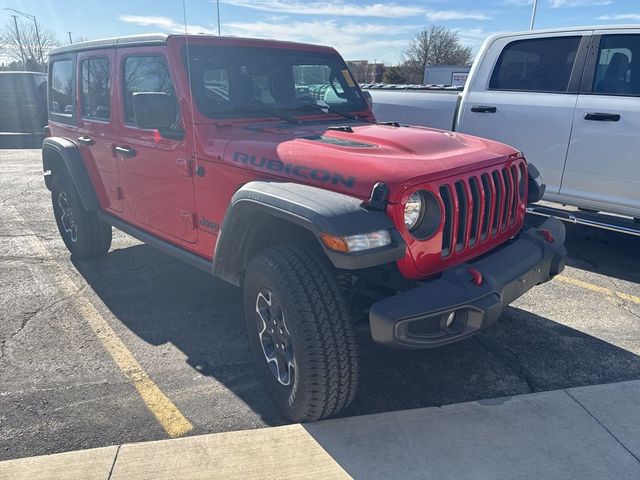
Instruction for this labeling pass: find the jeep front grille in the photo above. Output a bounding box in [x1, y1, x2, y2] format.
[439, 160, 527, 258]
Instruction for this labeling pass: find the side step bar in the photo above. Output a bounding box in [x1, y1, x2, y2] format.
[527, 205, 640, 237]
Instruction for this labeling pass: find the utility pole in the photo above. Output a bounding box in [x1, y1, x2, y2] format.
[68, 32, 73, 44]
[216, 0, 221, 35]
[530, 0, 538, 30]
[10, 15, 26, 68]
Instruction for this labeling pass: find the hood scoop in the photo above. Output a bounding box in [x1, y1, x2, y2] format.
[303, 134, 374, 148]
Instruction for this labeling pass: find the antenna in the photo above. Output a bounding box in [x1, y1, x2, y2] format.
[182, 0, 199, 170]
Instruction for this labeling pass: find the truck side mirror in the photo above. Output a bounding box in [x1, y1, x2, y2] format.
[132, 92, 174, 130]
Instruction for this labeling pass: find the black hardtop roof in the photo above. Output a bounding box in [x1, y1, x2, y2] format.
[49, 33, 334, 57]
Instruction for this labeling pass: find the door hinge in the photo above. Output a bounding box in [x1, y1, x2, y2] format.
[176, 158, 193, 177]
[181, 211, 197, 230]
[114, 186, 124, 200]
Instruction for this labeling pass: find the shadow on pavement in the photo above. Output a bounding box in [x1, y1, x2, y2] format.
[71, 240, 640, 427]
[0, 134, 43, 149]
[527, 214, 640, 284]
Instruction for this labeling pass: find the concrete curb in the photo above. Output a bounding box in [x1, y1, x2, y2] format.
[2, 380, 640, 480]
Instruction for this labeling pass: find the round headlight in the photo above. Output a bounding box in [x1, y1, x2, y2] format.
[404, 192, 424, 231]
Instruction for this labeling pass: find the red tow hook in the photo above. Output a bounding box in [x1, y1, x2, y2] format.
[467, 267, 483, 286]
[540, 229, 555, 243]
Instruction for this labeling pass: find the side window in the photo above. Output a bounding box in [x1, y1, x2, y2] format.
[489, 36, 581, 93]
[593, 35, 640, 96]
[81, 57, 110, 120]
[50, 60, 74, 116]
[123, 56, 178, 126]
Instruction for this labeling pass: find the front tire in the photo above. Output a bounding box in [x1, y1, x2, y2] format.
[244, 245, 359, 422]
[51, 173, 112, 259]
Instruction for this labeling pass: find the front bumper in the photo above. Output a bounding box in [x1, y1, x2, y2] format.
[369, 217, 567, 349]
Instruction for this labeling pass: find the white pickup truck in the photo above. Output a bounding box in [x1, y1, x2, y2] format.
[367, 26, 640, 234]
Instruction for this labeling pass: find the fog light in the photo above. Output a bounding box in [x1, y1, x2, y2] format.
[445, 311, 456, 328]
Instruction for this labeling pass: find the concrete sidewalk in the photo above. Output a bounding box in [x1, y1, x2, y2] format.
[2, 380, 640, 480]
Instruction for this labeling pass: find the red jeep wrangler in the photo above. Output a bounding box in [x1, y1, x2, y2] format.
[43, 34, 566, 421]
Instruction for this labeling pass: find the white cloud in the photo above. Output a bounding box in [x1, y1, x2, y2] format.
[597, 13, 640, 21]
[549, 0, 612, 7]
[219, 0, 427, 18]
[118, 15, 216, 34]
[425, 10, 490, 21]
[118, 14, 413, 63]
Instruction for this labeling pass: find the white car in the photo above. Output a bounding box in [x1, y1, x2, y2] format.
[368, 25, 640, 233]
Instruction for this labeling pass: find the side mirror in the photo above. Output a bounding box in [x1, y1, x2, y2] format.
[132, 92, 174, 130]
[363, 90, 373, 107]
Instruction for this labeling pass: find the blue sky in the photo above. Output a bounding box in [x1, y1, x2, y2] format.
[2, 0, 640, 63]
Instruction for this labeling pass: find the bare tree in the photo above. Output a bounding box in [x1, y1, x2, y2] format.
[1, 17, 58, 71]
[403, 25, 473, 83]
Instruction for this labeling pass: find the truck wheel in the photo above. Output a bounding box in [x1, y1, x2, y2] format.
[51, 173, 112, 259]
[244, 245, 359, 422]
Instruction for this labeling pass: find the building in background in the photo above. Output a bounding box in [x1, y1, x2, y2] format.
[423, 65, 471, 86]
[347, 60, 385, 83]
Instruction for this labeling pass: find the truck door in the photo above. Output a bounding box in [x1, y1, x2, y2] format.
[75, 49, 123, 213]
[115, 49, 197, 244]
[561, 31, 640, 217]
[457, 33, 590, 195]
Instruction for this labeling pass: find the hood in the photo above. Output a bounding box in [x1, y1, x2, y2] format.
[211, 121, 519, 203]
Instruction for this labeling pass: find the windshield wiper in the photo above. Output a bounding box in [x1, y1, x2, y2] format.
[234, 106, 300, 124]
[290, 102, 365, 122]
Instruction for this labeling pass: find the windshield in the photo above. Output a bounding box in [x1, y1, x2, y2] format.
[183, 45, 368, 120]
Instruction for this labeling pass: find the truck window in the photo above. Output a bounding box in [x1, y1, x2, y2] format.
[81, 57, 110, 120]
[593, 35, 640, 96]
[122, 56, 178, 125]
[50, 60, 74, 116]
[184, 45, 367, 119]
[489, 37, 581, 93]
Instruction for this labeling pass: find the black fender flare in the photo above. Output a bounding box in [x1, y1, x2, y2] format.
[42, 137, 101, 211]
[213, 181, 406, 285]
[527, 162, 546, 204]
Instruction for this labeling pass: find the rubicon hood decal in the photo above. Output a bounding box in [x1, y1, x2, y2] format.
[232, 152, 357, 189]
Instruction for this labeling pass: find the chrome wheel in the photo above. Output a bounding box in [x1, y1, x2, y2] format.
[58, 192, 77, 243]
[255, 289, 295, 386]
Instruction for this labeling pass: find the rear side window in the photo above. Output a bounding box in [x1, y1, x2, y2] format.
[81, 57, 110, 120]
[122, 56, 177, 125]
[489, 36, 581, 93]
[50, 60, 74, 116]
[593, 34, 640, 96]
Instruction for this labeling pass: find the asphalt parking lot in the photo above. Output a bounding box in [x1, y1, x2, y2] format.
[1, 148, 639, 462]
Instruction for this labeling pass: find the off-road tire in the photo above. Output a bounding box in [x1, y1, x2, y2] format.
[244, 245, 359, 422]
[51, 173, 112, 259]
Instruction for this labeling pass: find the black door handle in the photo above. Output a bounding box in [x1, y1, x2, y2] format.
[114, 145, 137, 158]
[77, 136, 95, 146]
[584, 112, 620, 122]
[471, 105, 497, 113]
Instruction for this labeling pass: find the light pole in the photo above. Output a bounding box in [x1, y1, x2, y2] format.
[68, 32, 73, 44]
[530, 0, 538, 30]
[216, 0, 221, 36]
[3, 8, 43, 65]
[9, 15, 26, 68]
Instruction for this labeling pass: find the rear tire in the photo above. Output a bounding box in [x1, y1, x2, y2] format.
[51, 173, 112, 259]
[243, 245, 359, 422]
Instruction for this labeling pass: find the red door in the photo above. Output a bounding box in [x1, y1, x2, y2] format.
[114, 49, 196, 244]
[75, 49, 123, 213]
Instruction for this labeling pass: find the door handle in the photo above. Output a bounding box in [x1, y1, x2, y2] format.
[471, 105, 497, 113]
[584, 112, 620, 122]
[114, 145, 137, 158]
[77, 136, 95, 146]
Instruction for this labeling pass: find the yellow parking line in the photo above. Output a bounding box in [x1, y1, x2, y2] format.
[5, 207, 193, 438]
[556, 275, 640, 305]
